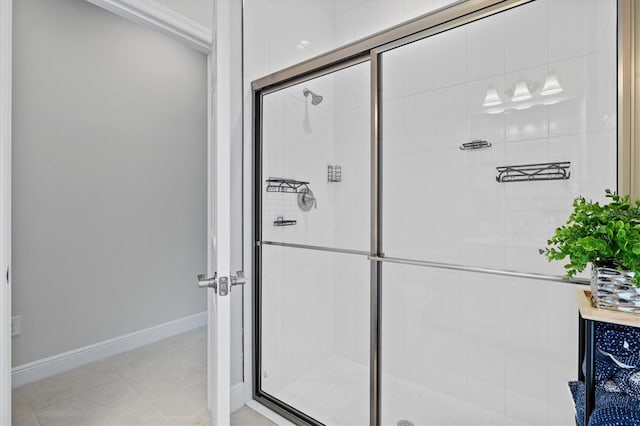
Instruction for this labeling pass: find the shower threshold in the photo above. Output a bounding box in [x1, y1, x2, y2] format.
[263, 356, 527, 426]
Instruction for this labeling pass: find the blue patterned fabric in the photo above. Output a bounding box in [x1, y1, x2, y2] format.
[595, 323, 640, 400]
[570, 322, 640, 426]
[569, 380, 586, 426]
[569, 381, 640, 426]
[595, 323, 640, 379]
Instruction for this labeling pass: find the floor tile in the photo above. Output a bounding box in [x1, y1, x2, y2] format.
[12, 328, 277, 426]
[114, 331, 206, 398]
[172, 407, 209, 426]
[231, 406, 278, 426]
[18, 360, 121, 410]
[144, 377, 208, 424]
[33, 378, 170, 426]
[12, 412, 41, 426]
[12, 386, 34, 418]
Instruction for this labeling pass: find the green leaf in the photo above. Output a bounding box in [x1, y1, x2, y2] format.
[540, 190, 640, 282]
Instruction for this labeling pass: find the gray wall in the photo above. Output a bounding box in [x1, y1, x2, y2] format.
[12, 0, 207, 366]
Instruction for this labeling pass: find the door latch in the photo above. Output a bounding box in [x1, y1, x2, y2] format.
[218, 276, 229, 296]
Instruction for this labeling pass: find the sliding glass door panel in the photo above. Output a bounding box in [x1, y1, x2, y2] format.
[380, 262, 578, 426]
[379, 2, 617, 425]
[258, 60, 371, 425]
[260, 245, 370, 425]
[260, 62, 370, 252]
[380, 0, 617, 276]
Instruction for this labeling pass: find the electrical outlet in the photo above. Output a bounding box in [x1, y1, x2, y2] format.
[11, 315, 21, 337]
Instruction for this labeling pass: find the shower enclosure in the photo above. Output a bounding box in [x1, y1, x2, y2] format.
[252, 1, 623, 424]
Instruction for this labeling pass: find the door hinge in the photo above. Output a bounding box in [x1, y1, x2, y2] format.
[6, 267, 9, 284]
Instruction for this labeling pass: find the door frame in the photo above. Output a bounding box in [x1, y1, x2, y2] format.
[0, 1, 12, 424]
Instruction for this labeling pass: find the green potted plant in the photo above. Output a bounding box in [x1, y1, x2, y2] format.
[540, 189, 640, 313]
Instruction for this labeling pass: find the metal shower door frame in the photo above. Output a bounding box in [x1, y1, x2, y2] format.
[251, 0, 633, 424]
[252, 54, 371, 426]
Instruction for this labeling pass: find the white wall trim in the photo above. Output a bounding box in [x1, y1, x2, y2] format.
[0, 0, 11, 423]
[12, 312, 206, 388]
[85, 0, 212, 53]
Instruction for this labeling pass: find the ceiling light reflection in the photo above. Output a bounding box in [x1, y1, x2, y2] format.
[541, 73, 563, 96]
[483, 87, 502, 107]
[512, 81, 532, 102]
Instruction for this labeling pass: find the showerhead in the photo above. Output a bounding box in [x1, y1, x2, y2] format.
[303, 88, 323, 105]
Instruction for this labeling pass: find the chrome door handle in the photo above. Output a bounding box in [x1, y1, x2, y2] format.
[197, 272, 217, 289]
[230, 271, 246, 288]
[199, 271, 243, 295]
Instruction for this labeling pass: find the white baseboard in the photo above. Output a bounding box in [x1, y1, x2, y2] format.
[12, 311, 207, 388]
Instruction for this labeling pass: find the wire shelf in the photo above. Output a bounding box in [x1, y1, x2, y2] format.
[274, 217, 297, 226]
[496, 161, 571, 183]
[460, 140, 492, 150]
[328, 165, 342, 182]
[266, 177, 310, 193]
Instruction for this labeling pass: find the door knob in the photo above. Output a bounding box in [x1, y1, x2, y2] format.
[230, 271, 246, 287]
[197, 272, 218, 289]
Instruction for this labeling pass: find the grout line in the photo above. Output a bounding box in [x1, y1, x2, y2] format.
[27, 399, 39, 425]
[111, 334, 208, 425]
[12, 397, 41, 426]
[114, 374, 175, 425]
[30, 406, 42, 426]
[116, 371, 173, 423]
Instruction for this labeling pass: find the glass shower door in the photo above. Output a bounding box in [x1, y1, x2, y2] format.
[379, 1, 617, 425]
[257, 61, 371, 425]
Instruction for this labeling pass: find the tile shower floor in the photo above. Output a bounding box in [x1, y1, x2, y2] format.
[272, 357, 526, 426]
[11, 327, 276, 426]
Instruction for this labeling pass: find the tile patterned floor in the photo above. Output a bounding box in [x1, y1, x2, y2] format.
[12, 327, 276, 426]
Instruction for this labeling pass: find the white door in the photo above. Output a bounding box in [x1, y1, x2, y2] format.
[0, 1, 11, 425]
[198, 1, 242, 425]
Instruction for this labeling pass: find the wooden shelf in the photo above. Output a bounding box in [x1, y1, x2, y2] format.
[576, 289, 640, 329]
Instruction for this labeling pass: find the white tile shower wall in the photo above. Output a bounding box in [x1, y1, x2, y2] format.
[382, 0, 617, 274]
[261, 245, 370, 426]
[243, 1, 336, 78]
[331, 62, 371, 252]
[260, 63, 371, 253]
[261, 86, 336, 249]
[332, 0, 459, 49]
[382, 263, 580, 426]
[244, 0, 460, 84]
[260, 245, 336, 395]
